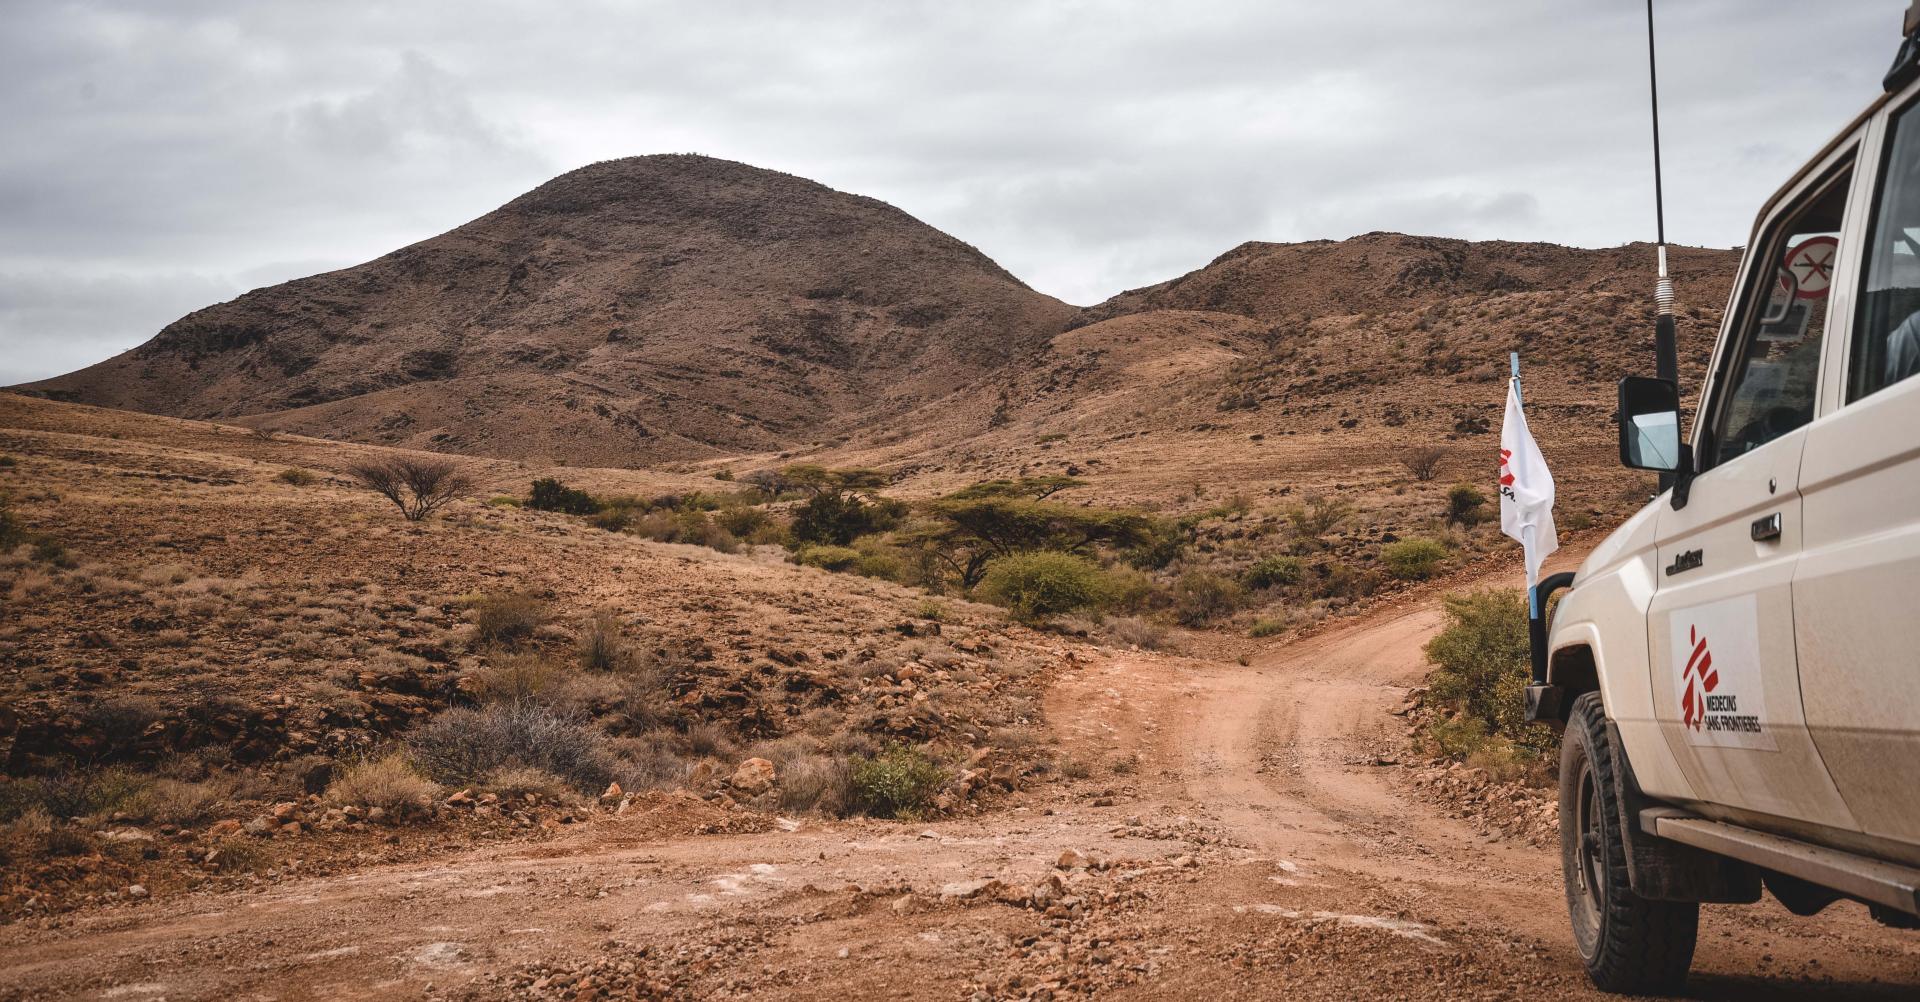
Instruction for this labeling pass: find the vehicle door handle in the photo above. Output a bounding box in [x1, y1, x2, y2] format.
[1751, 512, 1782, 542]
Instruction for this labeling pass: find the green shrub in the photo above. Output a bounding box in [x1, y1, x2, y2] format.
[791, 492, 896, 545]
[1446, 483, 1488, 526]
[1248, 618, 1287, 638]
[796, 545, 861, 572]
[1422, 589, 1552, 756]
[410, 703, 616, 792]
[1311, 560, 1380, 600]
[1382, 538, 1449, 579]
[977, 552, 1110, 622]
[691, 517, 742, 554]
[630, 509, 739, 552]
[485, 495, 523, 508]
[1243, 555, 1304, 589]
[1171, 570, 1244, 626]
[275, 467, 317, 486]
[1286, 498, 1353, 540]
[1124, 530, 1185, 570]
[851, 745, 946, 819]
[587, 504, 636, 532]
[855, 549, 907, 582]
[528, 478, 601, 515]
[1102, 566, 1158, 613]
[713, 505, 769, 538]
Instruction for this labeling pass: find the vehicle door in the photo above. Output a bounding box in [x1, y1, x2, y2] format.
[1646, 149, 1861, 830]
[1796, 93, 1920, 850]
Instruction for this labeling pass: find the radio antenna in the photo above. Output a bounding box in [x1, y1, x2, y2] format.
[1646, 0, 1677, 384]
[1645, 0, 1679, 493]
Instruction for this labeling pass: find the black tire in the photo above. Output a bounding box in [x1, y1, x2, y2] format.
[1560, 691, 1698, 994]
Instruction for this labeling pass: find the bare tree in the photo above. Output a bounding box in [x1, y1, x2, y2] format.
[1401, 446, 1447, 482]
[347, 457, 474, 521]
[249, 426, 281, 442]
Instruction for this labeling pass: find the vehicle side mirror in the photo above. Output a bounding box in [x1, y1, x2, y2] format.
[1618, 376, 1682, 472]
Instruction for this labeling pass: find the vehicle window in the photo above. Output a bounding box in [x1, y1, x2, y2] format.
[1854, 100, 1920, 401]
[1706, 172, 1849, 469]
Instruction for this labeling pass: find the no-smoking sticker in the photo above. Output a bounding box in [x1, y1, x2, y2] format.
[1783, 235, 1838, 299]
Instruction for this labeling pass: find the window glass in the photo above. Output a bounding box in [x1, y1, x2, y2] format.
[1707, 174, 1848, 468]
[1854, 100, 1920, 401]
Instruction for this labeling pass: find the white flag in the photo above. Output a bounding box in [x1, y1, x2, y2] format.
[1499, 378, 1558, 589]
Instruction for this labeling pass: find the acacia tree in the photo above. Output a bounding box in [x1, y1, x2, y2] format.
[904, 491, 1159, 590]
[782, 465, 900, 545]
[347, 457, 474, 521]
[1401, 446, 1447, 482]
[941, 475, 1083, 502]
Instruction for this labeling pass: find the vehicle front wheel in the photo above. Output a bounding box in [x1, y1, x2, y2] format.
[1560, 691, 1698, 994]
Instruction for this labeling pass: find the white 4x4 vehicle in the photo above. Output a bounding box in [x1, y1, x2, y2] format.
[1526, 9, 1920, 994]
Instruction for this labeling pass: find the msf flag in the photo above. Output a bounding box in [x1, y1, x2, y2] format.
[1499, 378, 1558, 589]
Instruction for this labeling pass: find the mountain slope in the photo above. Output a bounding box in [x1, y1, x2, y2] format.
[1071, 232, 1738, 329]
[800, 233, 1741, 521]
[22, 155, 1076, 465]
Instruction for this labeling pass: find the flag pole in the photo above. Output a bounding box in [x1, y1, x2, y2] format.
[1510, 351, 1539, 620]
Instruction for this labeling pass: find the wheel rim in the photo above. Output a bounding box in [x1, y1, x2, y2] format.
[1571, 755, 1606, 941]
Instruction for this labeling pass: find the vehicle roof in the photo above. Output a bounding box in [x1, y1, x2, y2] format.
[1751, 88, 1897, 243]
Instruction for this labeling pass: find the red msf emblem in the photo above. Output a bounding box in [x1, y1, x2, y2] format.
[1680, 625, 1719, 730]
[1499, 448, 1514, 487]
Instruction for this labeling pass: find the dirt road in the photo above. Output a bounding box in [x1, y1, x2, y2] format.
[4, 596, 1916, 1000]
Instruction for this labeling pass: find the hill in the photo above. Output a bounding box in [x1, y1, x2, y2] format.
[19, 155, 1076, 466]
[794, 233, 1739, 534]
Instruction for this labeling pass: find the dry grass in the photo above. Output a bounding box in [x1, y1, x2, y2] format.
[577, 608, 625, 671]
[467, 592, 547, 647]
[409, 703, 616, 792]
[1104, 616, 1169, 650]
[469, 650, 563, 704]
[325, 752, 440, 818]
[130, 776, 234, 825]
[482, 765, 580, 805]
[776, 753, 854, 816]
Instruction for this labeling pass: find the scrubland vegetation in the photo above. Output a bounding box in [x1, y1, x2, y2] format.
[517, 456, 1514, 645]
[1415, 589, 1556, 782]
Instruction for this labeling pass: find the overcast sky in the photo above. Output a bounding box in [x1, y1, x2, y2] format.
[0, 0, 1896, 384]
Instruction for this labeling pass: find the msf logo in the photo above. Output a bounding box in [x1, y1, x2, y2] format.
[1680, 625, 1719, 731]
[1498, 448, 1516, 502]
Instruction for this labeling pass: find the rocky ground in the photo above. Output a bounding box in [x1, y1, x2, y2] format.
[2, 395, 1917, 1000]
[0, 395, 1091, 921]
[3, 557, 1917, 999]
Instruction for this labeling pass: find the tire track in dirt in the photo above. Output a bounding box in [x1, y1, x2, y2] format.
[4, 592, 1917, 1000]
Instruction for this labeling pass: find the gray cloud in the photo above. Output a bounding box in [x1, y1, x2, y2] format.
[0, 0, 1898, 383]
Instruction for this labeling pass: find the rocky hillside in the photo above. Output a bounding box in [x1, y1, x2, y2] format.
[20, 155, 1076, 466]
[1072, 232, 1737, 330]
[797, 232, 1740, 523]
